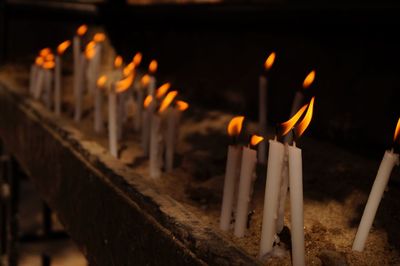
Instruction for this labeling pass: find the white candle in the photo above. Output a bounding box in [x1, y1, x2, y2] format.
[234, 145, 258, 237]
[108, 86, 118, 157]
[149, 113, 163, 178]
[95, 75, 107, 133]
[259, 138, 285, 256]
[34, 67, 44, 100]
[258, 75, 267, 164]
[74, 54, 86, 122]
[29, 63, 39, 96]
[43, 69, 53, 109]
[54, 55, 62, 115]
[117, 92, 124, 140]
[220, 145, 242, 231]
[148, 59, 158, 96]
[73, 25, 87, 98]
[352, 149, 399, 251]
[135, 85, 145, 131]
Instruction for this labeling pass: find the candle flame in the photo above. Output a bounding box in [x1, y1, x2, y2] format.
[250, 135, 264, 146]
[57, 40, 71, 55]
[45, 54, 55, 62]
[43, 61, 55, 69]
[264, 52, 276, 71]
[123, 62, 135, 77]
[303, 70, 316, 89]
[281, 104, 308, 136]
[394, 118, 400, 143]
[133, 52, 142, 67]
[156, 82, 171, 99]
[85, 41, 96, 60]
[97, 75, 107, 88]
[93, 33, 106, 42]
[114, 56, 123, 68]
[159, 91, 178, 113]
[144, 95, 153, 109]
[227, 116, 244, 137]
[149, 60, 158, 74]
[176, 100, 189, 111]
[295, 97, 315, 138]
[141, 74, 150, 87]
[115, 74, 134, 93]
[35, 56, 44, 66]
[77, 24, 88, 36]
[39, 48, 51, 57]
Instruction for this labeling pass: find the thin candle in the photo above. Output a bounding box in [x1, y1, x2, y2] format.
[73, 24, 87, 99]
[148, 59, 158, 96]
[135, 75, 150, 131]
[54, 40, 71, 115]
[141, 95, 153, 156]
[31, 56, 43, 97]
[42, 58, 55, 109]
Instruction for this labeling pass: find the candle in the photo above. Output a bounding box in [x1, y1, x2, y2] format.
[91, 33, 106, 95]
[54, 40, 71, 115]
[42, 54, 55, 109]
[234, 135, 263, 237]
[148, 59, 158, 96]
[135, 75, 150, 131]
[165, 100, 189, 172]
[352, 118, 400, 252]
[220, 116, 244, 231]
[74, 53, 87, 122]
[142, 95, 153, 156]
[73, 25, 87, 99]
[258, 52, 276, 164]
[149, 91, 177, 178]
[34, 48, 52, 100]
[95, 75, 107, 133]
[31, 57, 43, 97]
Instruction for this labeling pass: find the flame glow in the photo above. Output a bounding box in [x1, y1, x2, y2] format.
[115, 74, 134, 93]
[39, 48, 51, 57]
[251, 135, 264, 146]
[303, 70, 316, 89]
[144, 95, 153, 108]
[114, 56, 123, 68]
[93, 33, 106, 42]
[176, 100, 189, 111]
[97, 75, 107, 88]
[45, 54, 55, 61]
[85, 41, 96, 60]
[35, 57, 44, 66]
[264, 52, 276, 71]
[281, 104, 308, 136]
[159, 91, 178, 113]
[141, 74, 150, 87]
[227, 116, 244, 137]
[77, 24, 88, 36]
[156, 83, 171, 99]
[149, 60, 158, 74]
[123, 62, 135, 77]
[133, 52, 142, 67]
[57, 40, 71, 55]
[43, 61, 55, 69]
[394, 118, 400, 143]
[295, 97, 315, 138]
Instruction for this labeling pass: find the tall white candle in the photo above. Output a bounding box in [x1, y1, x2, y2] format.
[34, 67, 45, 100]
[352, 149, 399, 251]
[95, 75, 107, 133]
[73, 25, 87, 98]
[54, 56, 62, 115]
[234, 144, 258, 237]
[108, 86, 118, 157]
[29, 63, 39, 96]
[134, 81, 146, 131]
[259, 138, 285, 256]
[43, 69, 53, 109]
[148, 59, 158, 96]
[141, 95, 153, 157]
[74, 54, 87, 122]
[149, 113, 163, 178]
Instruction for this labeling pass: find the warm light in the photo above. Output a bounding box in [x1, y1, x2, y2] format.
[97, 75, 107, 88]
[251, 135, 264, 146]
[264, 52, 276, 71]
[156, 83, 171, 99]
[176, 100, 189, 111]
[35, 57, 44, 66]
[296, 97, 315, 138]
[93, 33, 106, 42]
[45, 54, 55, 62]
[77, 24, 88, 36]
[159, 91, 178, 113]
[149, 60, 158, 74]
[39, 48, 51, 57]
[394, 118, 400, 143]
[123, 62, 135, 77]
[43, 61, 55, 69]
[85, 41, 96, 60]
[115, 74, 134, 93]
[303, 70, 316, 89]
[133, 52, 142, 67]
[144, 95, 153, 108]
[114, 56, 123, 68]
[281, 104, 308, 136]
[141, 74, 150, 87]
[227, 116, 244, 137]
[57, 40, 71, 55]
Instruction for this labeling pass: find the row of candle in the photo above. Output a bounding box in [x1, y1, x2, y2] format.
[29, 25, 189, 179]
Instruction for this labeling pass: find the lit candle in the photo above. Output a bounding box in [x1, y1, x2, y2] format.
[165, 100, 189, 172]
[135, 74, 150, 131]
[54, 40, 71, 115]
[352, 118, 400, 252]
[234, 135, 264, 237]
[142, 95, 153, 156]
[33, 48, 51, 100]
[74, 52, 87, 122]
[149, 91, 177, 178]
[148, 59, 158, 96]
[73, 25, 87, 99]
[31, 56, 43, 97]
[43, 53, 55, 109]
[95, 75, 107, 133]
[91, 33, 106, 94]
[258, 52, 276, 164]
[220, 116, 244, 231]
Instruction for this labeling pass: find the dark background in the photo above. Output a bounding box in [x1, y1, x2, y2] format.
[0, 0, 399, 159]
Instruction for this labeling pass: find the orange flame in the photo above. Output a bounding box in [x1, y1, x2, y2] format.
[144, 95, 153, 109]
[295, 97, 315, 138]
[77, 24, 88, 36]
[281, 104, 308, 136]
[45, 54, 55, 62]
[149, 60, 158, 74]
[176, 100, 189, 111]
[264, 52, 276, 71]
[43, 61, 55, 69]
[97, 75, 107, 88]
[303, 70, 316, 89]
[159, 91, 178, 113]
[114, 56, 123, 68]
[251, 135, 264, 146]
[39, 48, 51, 57]
[141, 74, 150, 87]
[93, 33, 106, 42]
[123, 62, 135, 77]
[115, 74, 134, 93]
[35, 56, 44, 66]
[57, 40, 71, 55]
[133, 52, 142, 67]
[227, 116, 244, 137]
[156, 83, 171, 99]
[85, 41, 96, 60]
[394, 118, 400, 143]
